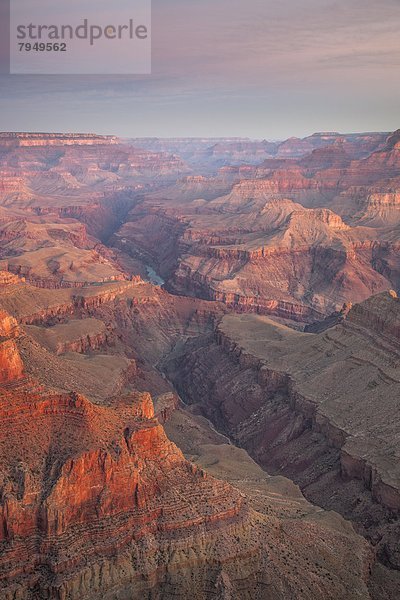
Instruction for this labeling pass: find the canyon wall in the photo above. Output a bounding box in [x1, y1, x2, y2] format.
[163, 292, 400, 572]
[0, 297, 373, 599]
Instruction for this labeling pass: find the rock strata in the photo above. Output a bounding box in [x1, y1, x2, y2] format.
[0, 312, 373, 599]
[164, 292, 400, 576]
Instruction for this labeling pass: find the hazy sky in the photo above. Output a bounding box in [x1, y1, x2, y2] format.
[0, 0, 399, 138]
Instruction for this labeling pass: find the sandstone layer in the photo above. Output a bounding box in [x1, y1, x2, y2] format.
[163, 291, 400, 581]
[0, 284, 374, 599]
[115, 130, 400, 322]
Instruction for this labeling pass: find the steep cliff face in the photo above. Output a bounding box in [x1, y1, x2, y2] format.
[334, 181, 400, 227]
[0, 309, 24, 382]
[0, 310, 20, 338]
[0, 386, 249, 599]
[0, 171, 31, 198]
[0, 278, 142, 326]
[0, 324, 250, 599]
[114, 210, 187, 278]
[347, 288, 400, 339]
[0, 339, 24, 383]
[113, 132, 400, 324]
[163, 292, 400, 575]
[0, 135, 187, 188]
[0, 316, 373, 600]
[25, 318, 113, 355]
[165, 209, 391, 320]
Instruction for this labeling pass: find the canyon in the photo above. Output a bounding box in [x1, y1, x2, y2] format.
[164, 293, 400, 558]
[0, 273, 374, 600]
[117, 130, 400, 321]
[0, 130, 399, 598]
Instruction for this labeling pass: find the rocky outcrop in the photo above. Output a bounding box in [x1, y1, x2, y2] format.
[0, 271, 22, 286]
[154, 392, 180, 424]
[163, 293, 400, 574]
[0, 309, 24, 382]
[168, 235, 390, 321]
[0, 316, 374, 600]
[0, 309, 20, 338]
[0, 325, 255, 598]
[170, 263, 324, 322]
[3, 280, 142, 326]
[25, 318, 114, 355]
[55, 329, 111, 354]
[334, 183, 400, 227]
[0, 339, 24, 383]
[0, 213, 130, 287]
[347, 289, 400, 340]
[0, 386, 252, 599]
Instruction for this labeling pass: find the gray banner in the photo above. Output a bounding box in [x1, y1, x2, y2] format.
[9, 0, 151, 75]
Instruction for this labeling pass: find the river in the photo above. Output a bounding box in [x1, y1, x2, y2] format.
[145, 266, 165, 286]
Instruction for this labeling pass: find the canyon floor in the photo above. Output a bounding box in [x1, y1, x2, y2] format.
[0, 131, 399, 599]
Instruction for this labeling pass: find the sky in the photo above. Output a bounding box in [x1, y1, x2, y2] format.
[0, 0, 399, 139]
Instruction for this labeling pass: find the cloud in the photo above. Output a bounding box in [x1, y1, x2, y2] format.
[0, 0, 399, 137]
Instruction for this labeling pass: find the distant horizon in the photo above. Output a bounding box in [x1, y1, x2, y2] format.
[0, 128, 396, 141]
[2, 0, 399, 138]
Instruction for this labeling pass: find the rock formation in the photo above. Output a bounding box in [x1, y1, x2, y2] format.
[115, 130, 400, 321]
[0, 295, 373, 599]
[0, 129, 399, 598]
[164, 291, 400, 583]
